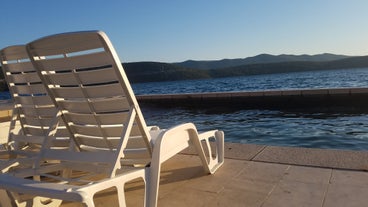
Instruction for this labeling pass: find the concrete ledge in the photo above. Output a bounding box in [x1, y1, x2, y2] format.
[137, 87, 368, 110]
[182, 142, 368, 171]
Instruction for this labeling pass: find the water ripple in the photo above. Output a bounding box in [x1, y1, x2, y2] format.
[141, 106, 368, 151]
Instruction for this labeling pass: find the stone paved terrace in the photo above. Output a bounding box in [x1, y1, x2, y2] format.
[1, 109, 368, 207]
[62, 143, 368, 207]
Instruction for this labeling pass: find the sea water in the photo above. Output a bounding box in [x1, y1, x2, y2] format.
[2, 68, 368, 150]
[132, 68, 368, 95]
[133, 68, 368, 151]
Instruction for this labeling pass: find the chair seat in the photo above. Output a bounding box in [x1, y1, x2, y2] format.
[0, 167, 146, 201]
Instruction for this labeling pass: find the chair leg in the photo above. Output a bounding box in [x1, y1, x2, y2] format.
[144, 169, 149, 207]
[116, 184, 127, 207]
[215, 131, 225, 165]
[147, 158, 162, 207]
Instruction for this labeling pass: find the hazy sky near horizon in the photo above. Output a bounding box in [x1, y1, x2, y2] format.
[1, 0, 368, 62]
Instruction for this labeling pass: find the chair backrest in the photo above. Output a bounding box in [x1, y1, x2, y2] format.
[0, 45, 69, 157]
[27, 31, 153, 177]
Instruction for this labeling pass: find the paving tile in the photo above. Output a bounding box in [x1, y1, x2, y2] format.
[157, 157, 273, 207]
[206, 186, 270, 207]
[323, 184, 368, 207]
[158, 161, 266, 207]
[235, 161, 289, 183]
[203, 175, 276, 207]
[181, 142, 266, 161]
[330, 169, 368, 187]
[184, 175, 226, 194]
[254, 146, 368, 171]
[262, 180, 327, 207]
[185, 159, 249, 188]
[222, 143, 266, 160]
[156, 155, 209, 198]
[157, 186, 217, 207]
[283, 165, 332, 184]
[212, 158, 249, 178]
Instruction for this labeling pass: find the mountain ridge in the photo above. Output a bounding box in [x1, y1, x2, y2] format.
[122, 54, 368, 83]
[207, 55, 368, 78]
[173, 53, 351, 70]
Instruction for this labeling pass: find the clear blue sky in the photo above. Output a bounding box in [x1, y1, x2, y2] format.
[1, 0, 368, 62]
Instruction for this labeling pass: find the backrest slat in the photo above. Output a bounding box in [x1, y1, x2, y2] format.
[35, 52, 112, 72]
[11, 84, 45, 96]
[64, 112, 128, 125]
[28, 32, 105, 56]
[59, 97, 130, 114]
[51, 83, 125, 99]
[18, 105, 56, 118]
[3, 61, 34, 73]
[7, 72, 41, 84]
[70, 124, 124, 138]
[14, 96, 51, 106]
[44, 66, 117, 86]
[20, 116, 55, 127]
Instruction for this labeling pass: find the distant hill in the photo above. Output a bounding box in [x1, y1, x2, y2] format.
[122, 62, 210, 83]
[208, 55, 368, 78]
[123, 55, 368, 83]
[174, 53, 351, 70]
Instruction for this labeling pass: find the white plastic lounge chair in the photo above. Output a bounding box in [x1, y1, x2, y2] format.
[0, 31, 224, 207]
[0, 39, 151, 206]
[0, 45, 70, 207]
[0, 45, 70, 171]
